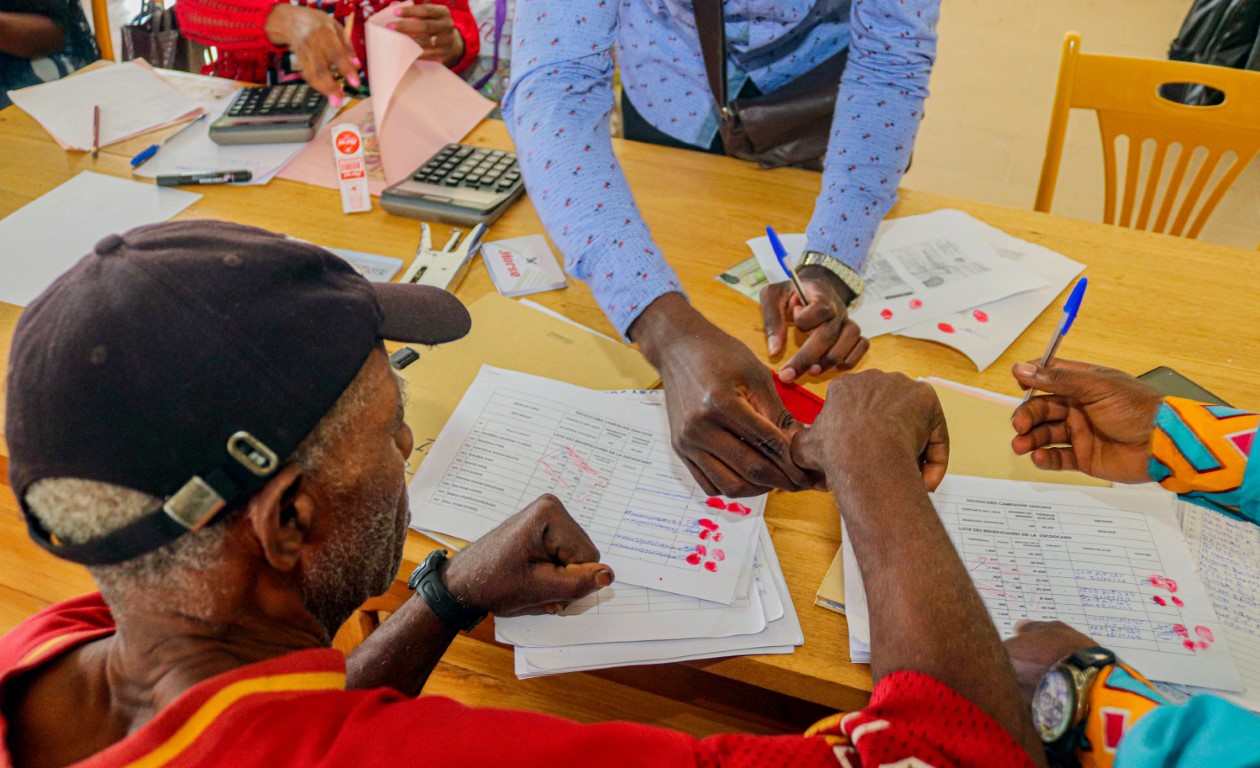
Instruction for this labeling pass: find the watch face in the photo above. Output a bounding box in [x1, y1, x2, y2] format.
[1032, 669, 1075, 742]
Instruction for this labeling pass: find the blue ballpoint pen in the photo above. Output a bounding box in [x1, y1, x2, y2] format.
[1021, 277, 1088, 404]
[765, 226, 809, 307]
[130, 115, 206, 169]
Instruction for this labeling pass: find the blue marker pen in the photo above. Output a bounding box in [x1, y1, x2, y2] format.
[1021, 277, 1088, 404]
[766, 226, 809, 307]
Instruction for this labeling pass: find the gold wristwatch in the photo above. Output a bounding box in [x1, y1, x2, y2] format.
[800, 251, 865, 307]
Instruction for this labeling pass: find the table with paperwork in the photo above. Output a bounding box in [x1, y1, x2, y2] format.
[1, 98, 1259, 717]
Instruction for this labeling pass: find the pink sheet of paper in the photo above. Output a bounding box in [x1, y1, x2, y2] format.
[277, 4, 493, 195]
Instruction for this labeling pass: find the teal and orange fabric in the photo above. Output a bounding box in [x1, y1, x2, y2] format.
[1149, 397, 1258, 523]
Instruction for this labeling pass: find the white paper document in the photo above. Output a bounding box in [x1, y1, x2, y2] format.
[9, 61, 203, 151]
[514, 523, 803, 678]
[481, 235, 568, 297]
[896, 220, 1086, 371]
[746, 210, 1048, 338]
[1174, 500, 1260, 711]
[408, 367, 766, 604]
[326, 248, 404, 282]
[498, 524, 778, 647]
[844, 476, 1243, 692]
[0, 172, 200, 307]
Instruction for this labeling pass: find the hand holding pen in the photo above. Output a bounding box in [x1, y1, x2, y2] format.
[761, 226, 869, 382]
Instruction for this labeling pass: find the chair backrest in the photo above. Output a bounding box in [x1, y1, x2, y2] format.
[90, 0, 115, 60]
[1035, 32, 1260, 238]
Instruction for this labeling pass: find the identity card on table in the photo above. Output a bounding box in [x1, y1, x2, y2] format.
[408, 367, 765, 604]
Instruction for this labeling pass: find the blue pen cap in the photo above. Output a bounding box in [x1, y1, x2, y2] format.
[1061, 278, 1088, 335]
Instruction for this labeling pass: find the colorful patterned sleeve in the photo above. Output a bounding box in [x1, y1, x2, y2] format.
[804, 0, 939, 274]
[501, 0, 683, 339]
[1148, 397, 1259, 525]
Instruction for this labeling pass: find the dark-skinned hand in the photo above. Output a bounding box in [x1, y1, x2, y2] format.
[1004, 619, 1099, 705]
[791, 370, 950, 492]
[1011, 359, 1165, 484]
[761, 267, 868, 382]
[442, 494, 613, 617]
[264, 4, 360, 105]
[387, 3, 465, 67]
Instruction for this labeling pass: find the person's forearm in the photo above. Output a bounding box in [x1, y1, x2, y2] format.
[175, 0, 284, 50]
[804, 0, 939, 272]
[839, 454, 1045, 765]
[344, 592, 457, 696]
[626, 292, 709, 366]
[0, 12, 64, 58]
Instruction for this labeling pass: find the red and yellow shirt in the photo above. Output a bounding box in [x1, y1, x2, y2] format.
[0, 593, 1034, 768]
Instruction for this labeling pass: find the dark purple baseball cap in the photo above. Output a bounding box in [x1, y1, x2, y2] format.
[5, 220, 470, 566]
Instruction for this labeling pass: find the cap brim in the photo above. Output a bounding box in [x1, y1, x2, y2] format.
[372, 283, 472, 345]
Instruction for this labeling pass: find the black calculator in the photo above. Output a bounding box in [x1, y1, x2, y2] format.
[208, 84, 329, 145]
[381, 143, 526, 226]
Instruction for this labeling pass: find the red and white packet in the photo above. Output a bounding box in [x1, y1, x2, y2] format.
[331, 123, 371, 213]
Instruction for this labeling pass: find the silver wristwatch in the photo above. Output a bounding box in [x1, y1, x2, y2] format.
[800, 251, 865, 307]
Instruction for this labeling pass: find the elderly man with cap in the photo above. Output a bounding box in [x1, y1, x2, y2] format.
[0, 221, 1045, 767]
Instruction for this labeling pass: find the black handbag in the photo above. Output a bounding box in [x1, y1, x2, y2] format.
[692, 0, 847, 170]
[121, 0, 208, 73]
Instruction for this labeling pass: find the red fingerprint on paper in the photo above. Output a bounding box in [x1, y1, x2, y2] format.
[909, 299, 923, 309]
[698, 529, 711, 540]
[1172, 624, 1189, 639]
[937, 322, 956, 334]
[705, 497, 726, 509]
[1152, 595, 1166, 606]
[727, 503, 751, 516]
[1197, 641, 1210, 650]
[972, 309, 989, 323]
[686, 553, 702, 565]
[1172, 596, 1184, 608]
[1149, 575, 1178, 593]
[1184, 640, 1197, 651]
[1196, 626, 1215, 642]
[713, 549, 726, 562]
[695, 544, 707, 556]
[703, 561, 718, 573]
[698, 518, 719, 531]
[712, 532, 723, 543]
[879, 308, 894, 320]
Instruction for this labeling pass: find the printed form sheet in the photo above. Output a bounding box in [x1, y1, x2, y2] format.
[409, 367, 765, 604]
[844, 476, 1243, 692]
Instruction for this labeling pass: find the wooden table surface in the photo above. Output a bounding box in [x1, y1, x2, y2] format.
[1, 99, 1258, 714]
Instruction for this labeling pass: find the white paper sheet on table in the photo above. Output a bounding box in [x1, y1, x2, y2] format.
[844, 475, 1244, 692]
[0, 172, 200, 307]
[408, 366, 766, 604]
[277, 3, 493, 195]
[498, 523, 778, 647]
[326, 248, 404, 282]
[748, 210, 1048, 338]
[896, 220, 1086, 371]
[515, 522, 803, 677]
[8, 61, 203, 151]
[132, 96, 336, 186]
[1162, 500, 1260, 711]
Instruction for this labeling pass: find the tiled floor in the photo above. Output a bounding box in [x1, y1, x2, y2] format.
[905, 0, 1259, 249]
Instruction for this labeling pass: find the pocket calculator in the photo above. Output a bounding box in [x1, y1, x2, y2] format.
[208, 84, 329, 145]
[381, 143, 526, 226]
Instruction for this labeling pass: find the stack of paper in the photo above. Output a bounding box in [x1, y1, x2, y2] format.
[407, 367, 802, 676]
[8, 61, 203, 151]
[843, 474, 1246, 694]
[732, 210, 1086, 371]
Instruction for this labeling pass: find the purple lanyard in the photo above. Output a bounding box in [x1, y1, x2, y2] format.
[470, 0, 507, 90]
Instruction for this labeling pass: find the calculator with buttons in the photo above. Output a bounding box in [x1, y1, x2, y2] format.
[208, 84, 329, 145]
[381, 143, 526, 226]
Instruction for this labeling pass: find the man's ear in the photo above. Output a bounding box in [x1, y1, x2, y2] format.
[244, 464, 326, 573]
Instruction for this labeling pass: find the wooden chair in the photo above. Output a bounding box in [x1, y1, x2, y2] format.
[89, 0, 115, 61]
[1035, 32, 1260, 238]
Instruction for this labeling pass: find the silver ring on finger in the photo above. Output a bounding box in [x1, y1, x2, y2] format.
[430, 34, 438, 47]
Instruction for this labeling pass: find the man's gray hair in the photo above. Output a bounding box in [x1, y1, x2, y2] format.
[23, 360, 380, 613]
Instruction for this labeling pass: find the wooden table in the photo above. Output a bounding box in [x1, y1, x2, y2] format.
[2, 100, 1259, 717]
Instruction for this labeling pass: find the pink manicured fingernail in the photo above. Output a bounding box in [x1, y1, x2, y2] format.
[387, 22, 396, 29]
[779, 367, 796, 383]
[348, 74, 361, 87]
[330, 95, 343, 108]
[352, 56, 362, 67]
[393, 6, 402, 14]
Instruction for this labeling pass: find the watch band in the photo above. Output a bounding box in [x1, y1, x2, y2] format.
[1041, 646, 1117, 765]
[800, 251, 865, 306]
[408, 549, 487, 632]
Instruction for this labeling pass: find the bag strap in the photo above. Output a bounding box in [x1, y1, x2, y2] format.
[692, 0, 728, 109]
[471, 0, 507, 91]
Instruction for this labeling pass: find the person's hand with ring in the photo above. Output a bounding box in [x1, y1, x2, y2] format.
[388, 2, 465, 67]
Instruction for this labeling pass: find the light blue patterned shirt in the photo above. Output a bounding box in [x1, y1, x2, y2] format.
[503, 0, 940, 337]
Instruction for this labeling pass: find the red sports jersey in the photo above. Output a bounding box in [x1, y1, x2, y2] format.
[0, 594, 1033, 767]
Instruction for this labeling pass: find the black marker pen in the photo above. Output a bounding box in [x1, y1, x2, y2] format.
[156, 170, 253, 187]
